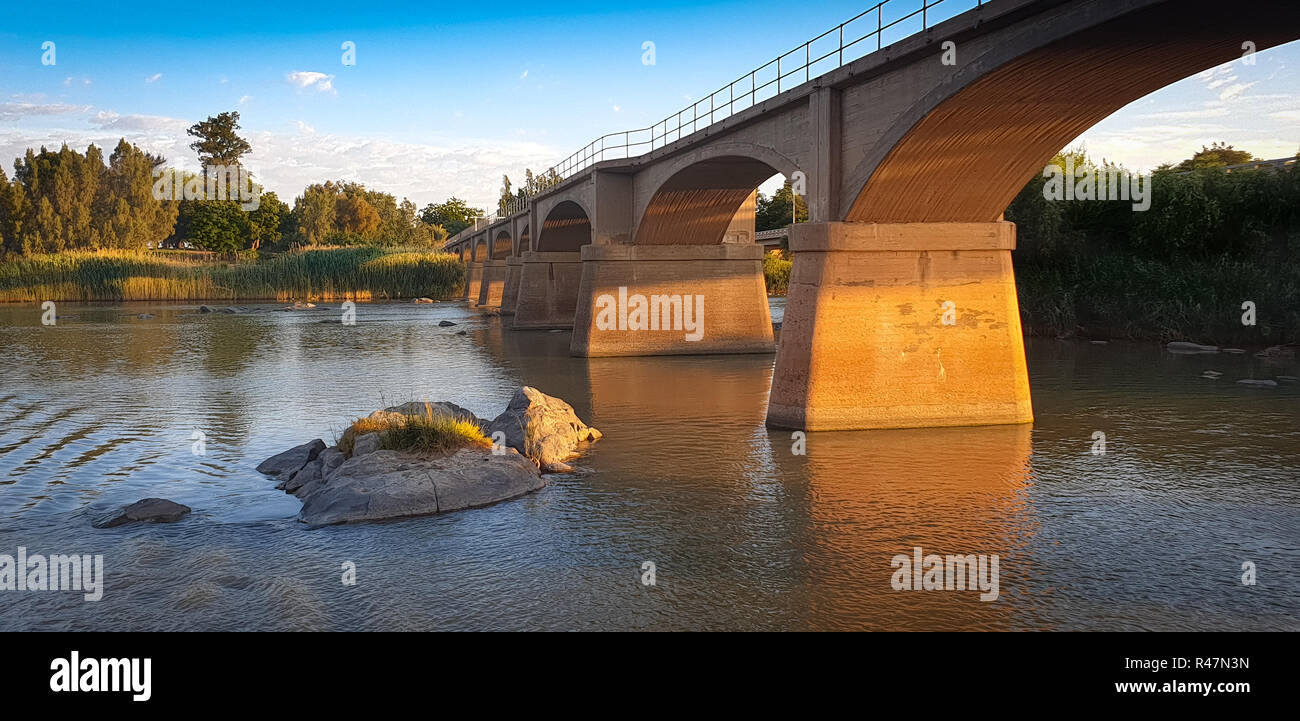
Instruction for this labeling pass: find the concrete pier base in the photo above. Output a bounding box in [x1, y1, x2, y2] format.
[500, 256, 523, 315]
[476, 259, 507, 309]
[463, 261, 483, 306]
[512, 251, 583, 329]
[570, 244, 774, 357]
[766, 221, 1033, 431]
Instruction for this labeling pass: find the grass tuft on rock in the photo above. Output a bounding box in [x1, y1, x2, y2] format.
[338, 403, 490, 456]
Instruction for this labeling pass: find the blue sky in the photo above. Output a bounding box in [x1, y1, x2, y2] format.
[1, 0, 1297, 210]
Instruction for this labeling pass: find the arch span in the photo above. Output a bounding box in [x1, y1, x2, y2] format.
[517, 224, 530, 256]
[492, 230, 513, 259]
[843, 0, 1300, 223]
[634, 145, 796, 245]
[536, 200, 592, 252]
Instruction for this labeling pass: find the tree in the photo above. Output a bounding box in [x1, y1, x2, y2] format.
[293, 183, 339, 246]
[1174, 142, 1255, 171]
[187, 111, 252, 170]
[248, 191, 288, 250]
[498, 175, 513, 213]
[755, 179, 808, 231]
[187, 201, 249, 253]
[420, 197, 481, 236]
[336, 194, 381, 236]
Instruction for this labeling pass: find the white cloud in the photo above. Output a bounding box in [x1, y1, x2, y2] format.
[238, 95, 253, 106]
[520, 70, 528, 80]
[0, 102, 92, 122]
[145, 73, 162, 84]
[286, 70, 336, 95]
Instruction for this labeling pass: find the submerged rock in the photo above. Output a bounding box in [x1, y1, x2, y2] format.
[198, 305, 214, 313]
[94, 498, 191, 528]
[256, 439, 326, 481]
[438, 320, 458, 327]
[414, 298, 435, 304]
[1256, 344, 1298, 359]
[1166, 341, 1218, 354]
[488, 386, 602, 473]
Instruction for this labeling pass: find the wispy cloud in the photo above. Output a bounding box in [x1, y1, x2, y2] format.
[145, 73, 162, 84]
[0, 102, 92, 122]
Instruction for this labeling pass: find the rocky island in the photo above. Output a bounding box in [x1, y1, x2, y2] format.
[256, 387, 602, 526]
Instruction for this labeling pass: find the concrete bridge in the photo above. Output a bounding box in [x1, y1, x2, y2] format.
[445, 0, 1300, 431]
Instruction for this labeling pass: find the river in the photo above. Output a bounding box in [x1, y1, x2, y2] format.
[0, 300, 1296, 630]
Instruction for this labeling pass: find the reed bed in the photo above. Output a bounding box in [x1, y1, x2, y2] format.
[0, 247, 465, 302]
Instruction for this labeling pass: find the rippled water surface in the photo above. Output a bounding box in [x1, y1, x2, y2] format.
[0, 300, 1297, 630]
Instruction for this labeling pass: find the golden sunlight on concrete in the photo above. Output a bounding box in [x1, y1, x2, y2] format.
[570, 244, 774, 356]
[767, 221, 1032, 431]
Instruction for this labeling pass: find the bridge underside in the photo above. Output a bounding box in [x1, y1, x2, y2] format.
[447, 0, 1300, 430]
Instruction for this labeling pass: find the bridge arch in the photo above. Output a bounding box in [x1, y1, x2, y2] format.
[471, 236, 486, 261]
[491, 229, 512, 259]
[841, 0, 1300, 223]
[535, 200, 592, 252]
[634, 142, 799, 245]
[516, 224, 530, 256]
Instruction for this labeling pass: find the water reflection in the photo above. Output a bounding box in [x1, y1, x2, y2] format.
[0, 301, 1295, 630]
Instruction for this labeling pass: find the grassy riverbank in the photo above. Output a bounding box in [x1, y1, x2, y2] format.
[0, 246, 465, 302]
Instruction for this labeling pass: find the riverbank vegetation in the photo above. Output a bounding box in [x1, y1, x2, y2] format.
[1008, 147, 1300, 344]
[0, 246, 463, 302]
[0, 111, 474, 260]
[763, 250, 792, 296]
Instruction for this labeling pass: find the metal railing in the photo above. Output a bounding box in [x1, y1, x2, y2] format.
[449, 0, 983, 249]
[543, 0, 980, 181]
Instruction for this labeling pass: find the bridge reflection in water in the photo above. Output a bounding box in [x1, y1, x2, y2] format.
[470, 319, 1039, 630]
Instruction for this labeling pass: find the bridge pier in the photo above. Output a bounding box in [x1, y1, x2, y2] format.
[463, 261, 483, 306]
[766, 221, 1032, 431]
[570, 244, 774, 356]
[512, 251, 583, 329]
[500, 256, 523, 315]
[476, 259, 507, 309]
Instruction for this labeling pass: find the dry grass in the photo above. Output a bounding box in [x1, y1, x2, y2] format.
[337, 403, 490, 457]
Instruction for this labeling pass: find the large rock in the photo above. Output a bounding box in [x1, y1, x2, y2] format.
[296, 448, 544, 526]
[280, 457, 323, 495]
[94, 498, 191, 528]
[256, 439, 325, 481]
[352, 432, 381, 457]
[488, 387, 602, 472]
